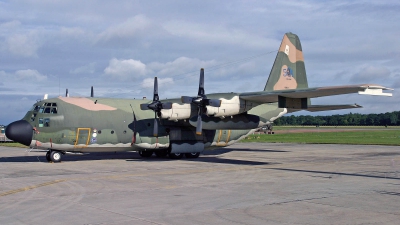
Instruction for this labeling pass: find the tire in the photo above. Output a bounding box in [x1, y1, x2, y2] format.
[169, 153, 183, 159]
[45, 151, 51, 162]
[185, 152, 200, 158]
[49, 151, 62, 163]
[139, 150, 153, 157]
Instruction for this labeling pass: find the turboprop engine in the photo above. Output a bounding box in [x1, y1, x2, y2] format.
[205, 95, 258, 117]
[160, 103, 192, 121]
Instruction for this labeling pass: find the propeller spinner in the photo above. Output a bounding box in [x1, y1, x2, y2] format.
[140, 77, 172, 137]
[181, 68, 221, 135]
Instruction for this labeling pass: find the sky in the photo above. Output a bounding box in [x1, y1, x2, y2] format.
[0, 0, 399, 125]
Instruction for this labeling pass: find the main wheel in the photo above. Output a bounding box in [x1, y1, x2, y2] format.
[169, 153, 183, 159]
[45, 151, 51, 162]
[49, 151, 62, 163]
[185, 152, 200, 158]
[139, 150, 153, 157]
[154, 150, 168, 158]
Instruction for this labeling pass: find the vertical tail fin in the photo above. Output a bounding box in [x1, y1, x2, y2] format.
[264, 33, 308, 91]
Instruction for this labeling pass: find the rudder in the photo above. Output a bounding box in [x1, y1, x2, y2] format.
[264, 33, 308, 91]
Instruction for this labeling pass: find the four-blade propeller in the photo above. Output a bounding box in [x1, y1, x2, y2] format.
[181, 68, 221, 135]
[140, 77, 172, 137]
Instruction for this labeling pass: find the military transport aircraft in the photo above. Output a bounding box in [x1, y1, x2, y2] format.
[5, 33, 393, 162]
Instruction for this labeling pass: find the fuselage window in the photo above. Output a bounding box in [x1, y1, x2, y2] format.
[39, 118, 44, 127]
[38, 107, 45, 113]
[51, 108, 57, 114]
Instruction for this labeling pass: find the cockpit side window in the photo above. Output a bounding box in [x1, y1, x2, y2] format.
[38, 103, 57, 114]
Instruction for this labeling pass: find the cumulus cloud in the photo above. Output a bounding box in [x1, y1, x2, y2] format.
[15, 69, 47, 81]
[350, 66, 391, 82]
[0, 20, 21, 30]
[6, 32, 42, 57]
[70, 62, 96, 74]
[163, 20, 272, 49]
[97, 14, 163, 43]
[141, 77, 174, 89]
[148, 57, 217, 77]
[104, 58, 148, 80]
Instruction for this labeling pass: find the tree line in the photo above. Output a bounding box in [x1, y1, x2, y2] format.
[274, 111, 400, 126]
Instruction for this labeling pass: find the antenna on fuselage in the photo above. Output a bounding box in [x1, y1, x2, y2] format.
[91, 86, 94, 97]
[65, 89, 69, 97]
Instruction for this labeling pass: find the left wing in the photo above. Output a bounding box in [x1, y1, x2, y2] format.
[240, 84, 393, 104]
[240, 84, 392, 112]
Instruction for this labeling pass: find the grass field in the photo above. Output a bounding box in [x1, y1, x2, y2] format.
[242, 130, 400, 146]
[0, 143, 27, 148]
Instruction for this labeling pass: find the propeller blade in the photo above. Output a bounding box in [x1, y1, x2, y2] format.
[91, 86, 94, 97]
[181, 96, 193, 104]
[153, 77, 159, 101]
[140, 104, 150, 110]
[198, 68, 205, 96]
[204, 99, 221, 107]
[162, 102, 173, 109]
[132, 110, 137, 144]
[153, 118, 158, 137]
[196, 114, 202, 135]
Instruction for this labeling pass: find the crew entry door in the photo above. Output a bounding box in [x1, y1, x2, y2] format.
[74, 128, 91, 148]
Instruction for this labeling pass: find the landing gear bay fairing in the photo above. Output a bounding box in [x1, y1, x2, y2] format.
[6, 33, 393, 162]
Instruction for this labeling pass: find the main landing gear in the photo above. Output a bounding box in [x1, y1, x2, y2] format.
[138, 150, 200, 159]
[46, 150, 63, 163]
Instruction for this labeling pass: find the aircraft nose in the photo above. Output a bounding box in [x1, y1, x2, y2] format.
[5, 120, 33, 146]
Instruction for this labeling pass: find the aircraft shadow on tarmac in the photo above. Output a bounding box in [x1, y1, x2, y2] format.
[0, 148, 285, 165]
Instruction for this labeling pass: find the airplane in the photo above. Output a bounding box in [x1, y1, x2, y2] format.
[5, 32, 393, 163]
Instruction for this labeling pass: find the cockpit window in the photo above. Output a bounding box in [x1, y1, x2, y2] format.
[37, 103, 57, 114]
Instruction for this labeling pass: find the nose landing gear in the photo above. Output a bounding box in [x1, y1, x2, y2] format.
[46, 150, 63, 163]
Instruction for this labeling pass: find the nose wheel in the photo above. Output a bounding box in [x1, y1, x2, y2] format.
[46, 150, 62, 163]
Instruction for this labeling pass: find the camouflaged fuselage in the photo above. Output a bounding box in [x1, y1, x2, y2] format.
[22, 95, 285, 153]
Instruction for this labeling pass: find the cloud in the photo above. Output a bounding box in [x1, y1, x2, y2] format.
[350, 66, 391, 82]
[163, 20, 271, 49]
[0, 20, 21, 30]
[70, 62, 96, 74]
[148, 57, 217, 77]
[15, 69, 47, 81]
[97, 14, 163, 44]
[141, 77, 174, 89]
[104, 58, 148, 80]
[6, 31, 42, 57]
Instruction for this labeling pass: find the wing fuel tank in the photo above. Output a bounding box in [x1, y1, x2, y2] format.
[189, 114, 267, 130]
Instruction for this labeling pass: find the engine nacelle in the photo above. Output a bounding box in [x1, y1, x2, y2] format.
[205, 96, 257, 117]
[160, 103, 191, 120]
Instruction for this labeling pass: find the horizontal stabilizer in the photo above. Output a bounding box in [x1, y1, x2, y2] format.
[306, 104, 362, 112]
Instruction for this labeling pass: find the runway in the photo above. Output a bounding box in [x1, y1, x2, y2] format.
[0, 143, 399, 224]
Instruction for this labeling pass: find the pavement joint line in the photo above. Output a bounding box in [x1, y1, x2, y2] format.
[0, 179, 66, 198]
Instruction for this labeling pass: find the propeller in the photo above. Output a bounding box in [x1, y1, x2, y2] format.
[91, 86, 94, 97]
[181, 68, 221, 135]
[65, 89, 69, 97]
[140, 77, 172, 137]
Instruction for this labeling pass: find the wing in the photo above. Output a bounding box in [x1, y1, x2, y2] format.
[240, 84, 392, 112]
[240, 84, 393, 103]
